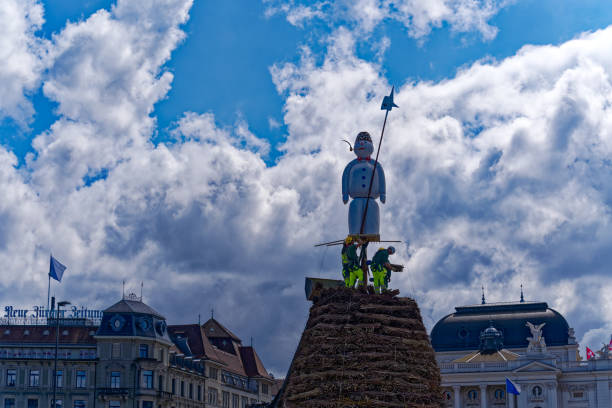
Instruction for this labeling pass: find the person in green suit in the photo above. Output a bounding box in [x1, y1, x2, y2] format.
[371, 246, 395, 293]
[341, 236, 364, 288]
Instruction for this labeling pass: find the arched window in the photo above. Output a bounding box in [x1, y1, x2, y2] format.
[467, 389, 478, 400]
[494, 389, 505, 400]
[532, 385, 543, 397]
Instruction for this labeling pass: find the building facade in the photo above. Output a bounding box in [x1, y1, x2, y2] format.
[0, 295, 275, 408]
[431, 298, 612, 408]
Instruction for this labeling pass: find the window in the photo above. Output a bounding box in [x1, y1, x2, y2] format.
[494, 389, 505, 400]
[241, 396, 248, 408]
[171, 378, 176, 394]
[158, 375, 163, 391]
[4, 399, 15, 408]
[198, 385, 202, 401]
[181, 380, 185, 397]
[139, 344, 149, 358]
[112, 343, 120, 359]
[27, 400, 38, 408]
[261, 383, 268, 395]
[143, 370, 153, 389]
[189, 383, 193, 399]
[207, 388, 218, 404]
[142, 402, 152, 408]
[73, 401, 86, 408]
[111, 371, 120, 388]
[159, 349, 164, 362]
[209, 367, 218, 380]
[29, 369, 40, 387]
[109, 402, 120, 408]
[443, 391, 452, 400]
[232, 394, 239, 408]
[532, 385, 543, 397]
[6, 369, 16, 386]
[56, 370, 63, 388]
[222, 391, 230, 408]
[76, 370, 87, 388]
[573, 392, 584, 399]
[467, 389, 478, 401]
[51, 400, 62, 408]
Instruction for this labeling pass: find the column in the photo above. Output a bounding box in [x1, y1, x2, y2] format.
[547, 383, 558, 408]
[480, 385, 488, 408]
[453, 386, 461, 408]
[596, 379, 609, 408]
[518, 383, 528, 407]
[588, 383, 596, 408]
[508, 392, 515, 408]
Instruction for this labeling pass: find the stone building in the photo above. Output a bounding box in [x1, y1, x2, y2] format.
[0, 295, 274, 408]
[431, 297, 612, 408]
[0, 324, 97, 408]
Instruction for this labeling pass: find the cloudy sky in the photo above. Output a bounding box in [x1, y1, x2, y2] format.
[3, 0, 612, 374]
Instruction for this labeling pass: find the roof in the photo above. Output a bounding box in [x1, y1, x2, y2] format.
[453, 349, 520, 363]
[169, 321, 273, 381]
[431, 300, 570, 352]
[168, 324, 223, 363]
[202, 318, 241, 342]
[0, 325, 96, 345]
[104, 299, 165, 319]
[239, 346, 272, 379]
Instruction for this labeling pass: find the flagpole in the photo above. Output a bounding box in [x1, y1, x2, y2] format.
[47, 274, 51, 314]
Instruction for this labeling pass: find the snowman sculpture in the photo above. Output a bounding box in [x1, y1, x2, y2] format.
[342, 131, 386, 235]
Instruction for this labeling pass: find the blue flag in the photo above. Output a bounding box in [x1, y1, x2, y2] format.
[506, 378, 521, 395]
[49, 255, 67, 282]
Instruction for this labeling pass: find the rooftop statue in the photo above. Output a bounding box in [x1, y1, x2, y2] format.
[526, 322, 547, 353]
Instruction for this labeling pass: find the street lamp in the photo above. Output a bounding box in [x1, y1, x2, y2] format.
[52, 298, 70, 408]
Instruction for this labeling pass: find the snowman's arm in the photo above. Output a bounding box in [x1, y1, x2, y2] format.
[377, 163, 386, 203]
[342, 162, 353, 204]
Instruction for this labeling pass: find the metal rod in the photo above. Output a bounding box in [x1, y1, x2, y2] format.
[52, 301, 58, 408]
[359, 108, 389, 235]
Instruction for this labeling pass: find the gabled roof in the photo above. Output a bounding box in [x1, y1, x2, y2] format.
[239, 346, 272, 379]
[104, 299, 165, 319]
[0, 325, 96, 345]
[512, 360, 560, 373]
[168, 324, 222, 363]
[202, 318, 241, 342]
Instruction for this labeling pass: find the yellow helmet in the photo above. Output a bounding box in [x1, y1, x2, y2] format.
[345, 236, 353, 245]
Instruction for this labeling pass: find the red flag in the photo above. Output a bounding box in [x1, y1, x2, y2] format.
[609, 339, 612, 351]
[586, 347, 595, 360]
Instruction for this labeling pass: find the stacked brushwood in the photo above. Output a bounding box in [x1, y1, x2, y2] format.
[275, 286, 441, 408]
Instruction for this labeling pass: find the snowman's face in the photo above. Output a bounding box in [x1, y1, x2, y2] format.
[354, 132, 374, 159]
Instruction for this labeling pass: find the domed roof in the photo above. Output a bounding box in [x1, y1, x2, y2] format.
[96, 295, 171, 343]
[431, 301, 570, 352]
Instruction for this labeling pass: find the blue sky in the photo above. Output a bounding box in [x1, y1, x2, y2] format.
[5, 0, 612, 165]
[4, 0, 612, 375]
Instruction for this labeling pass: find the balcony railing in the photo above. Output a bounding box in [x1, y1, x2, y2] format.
[169, 355, 205, 375]
[440, 358, 612, 374]
[157, 390, 173, 399]
[98, 388, 130, 396]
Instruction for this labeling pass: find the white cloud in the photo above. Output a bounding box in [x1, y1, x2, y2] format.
[5, 0, 612, 375]
[0, 0, 48, 124]
[264, 0, 513, 39]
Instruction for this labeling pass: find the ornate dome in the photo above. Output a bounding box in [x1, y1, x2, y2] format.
[479, 323, 503, 354]
[431, 301, 570, 352]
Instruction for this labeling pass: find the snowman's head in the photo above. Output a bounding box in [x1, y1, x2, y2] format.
[354, 131, 374, 159]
